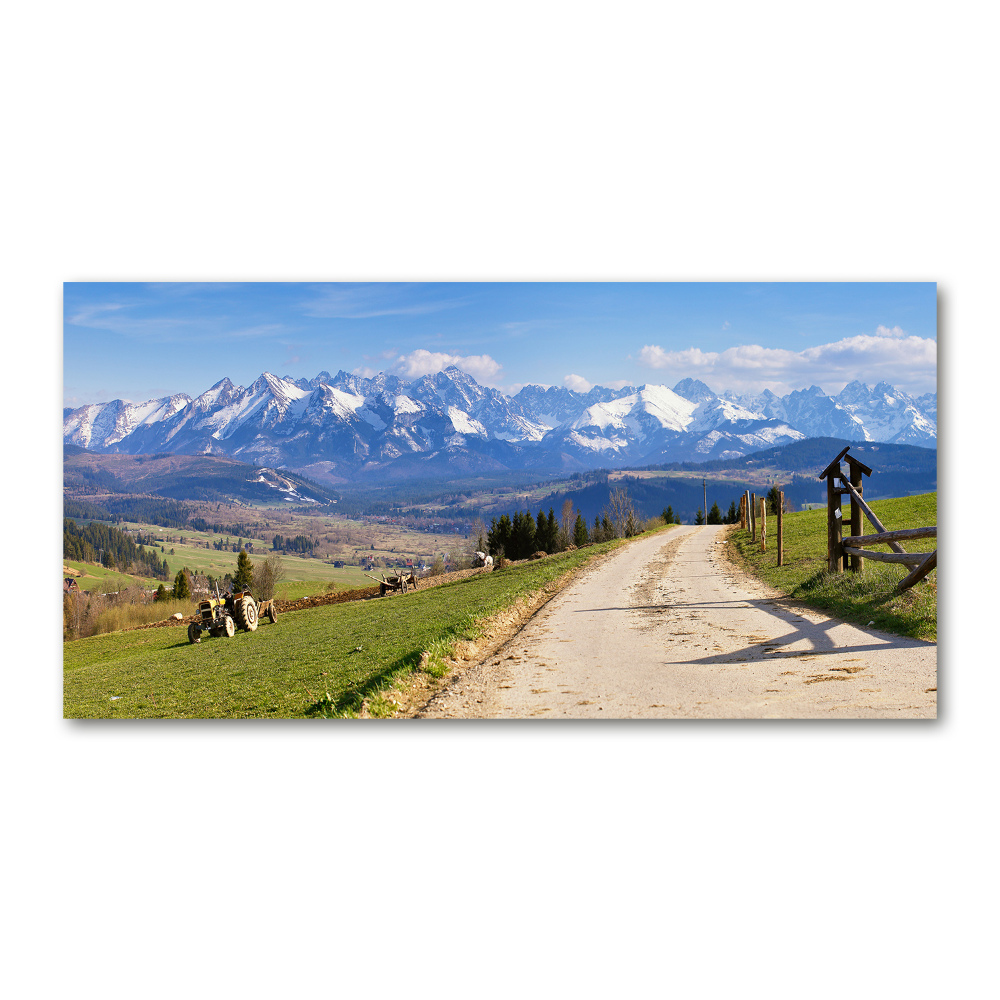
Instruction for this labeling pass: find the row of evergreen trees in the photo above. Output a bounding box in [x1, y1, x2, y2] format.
[64, 496, 193, 529]
[63, 519, 170, 580]
[687, 501, 741, 525]
[688, 486, 785, 525]
[486, 507, 594, 561]
[486, 504, 639, 562]
[272, 534, 314, 554]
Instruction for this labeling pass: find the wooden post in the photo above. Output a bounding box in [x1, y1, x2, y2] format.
[740, 493, 746, 530]
[760, 497, 766, 552]
[750, 492, 756, 541]
[827, 472, 843, 574]
[849, 466, 863, 573]
[777, 490, 784, 566]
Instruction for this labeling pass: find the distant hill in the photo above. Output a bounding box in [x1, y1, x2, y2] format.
[523, 438, 937, 526]
[649, 437, 938, 477]
[63, 451, 337, 508]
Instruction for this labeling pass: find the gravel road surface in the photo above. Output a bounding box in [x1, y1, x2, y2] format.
[417, 525, 937, 719]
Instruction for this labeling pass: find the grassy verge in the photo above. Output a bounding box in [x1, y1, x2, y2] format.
[727, 492, 937, 642]
[63, 533, 651, 719]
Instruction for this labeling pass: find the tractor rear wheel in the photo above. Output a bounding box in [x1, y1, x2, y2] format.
[222, 615, 235, 638]
[265, 602, 278, 623]
[233, 594, 258, 632]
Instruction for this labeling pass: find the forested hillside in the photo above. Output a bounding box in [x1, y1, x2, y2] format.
[64, 519, 171, 579]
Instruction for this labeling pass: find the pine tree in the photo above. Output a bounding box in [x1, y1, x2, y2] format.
[488, 515, 512, 559]
[708, 502, 722, 524]
[172, 569, 190, 600]
[511, 510, 536, 560]
[234, 549, 253, 591]
[695, 509, 705, 525]
[767, 485, 782, 515]
[573, 513, 589, 547]
[726, 500, 738, 524]
[536, 509, 547, 551]
[663, 505, 674, 524]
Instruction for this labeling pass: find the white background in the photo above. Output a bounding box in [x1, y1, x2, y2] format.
[4, 2, 994, 997]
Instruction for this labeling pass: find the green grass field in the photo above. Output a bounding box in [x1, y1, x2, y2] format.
[63, 533, 652, 719]
[727, 492, 937, 641]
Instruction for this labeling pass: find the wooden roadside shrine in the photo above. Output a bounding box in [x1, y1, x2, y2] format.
[817, 445, 937, 592]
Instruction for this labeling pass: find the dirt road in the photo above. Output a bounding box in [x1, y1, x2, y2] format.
[417, 525, 937, 719]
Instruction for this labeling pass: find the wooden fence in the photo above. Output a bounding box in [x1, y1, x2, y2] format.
[739, 488, 785, 565]
[818, 445, 937, 593]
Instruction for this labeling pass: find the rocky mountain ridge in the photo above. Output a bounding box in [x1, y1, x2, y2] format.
[64, 366, 937, 482]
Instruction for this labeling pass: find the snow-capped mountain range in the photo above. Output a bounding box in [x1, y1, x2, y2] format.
[63, 367, 937, 483]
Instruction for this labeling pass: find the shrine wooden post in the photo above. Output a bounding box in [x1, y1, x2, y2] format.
[819, 447, 849, 573]
[818, 446, 872, 574]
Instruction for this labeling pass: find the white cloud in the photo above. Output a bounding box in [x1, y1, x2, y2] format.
[387, 349, 503, 384]
[636, 330, 937, 395]
[638, 345, 718, 369]
[563, 373, 592, 392]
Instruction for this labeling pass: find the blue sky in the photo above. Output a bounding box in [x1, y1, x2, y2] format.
[63, 282, 937, 407]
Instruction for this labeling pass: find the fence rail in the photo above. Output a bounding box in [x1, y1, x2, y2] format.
[840, 546, 931, 565]
[818, 446, 936, 593]
[843, 527, 937, 546]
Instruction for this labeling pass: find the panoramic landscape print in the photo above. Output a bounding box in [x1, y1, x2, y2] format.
[63, 282, 938, 719]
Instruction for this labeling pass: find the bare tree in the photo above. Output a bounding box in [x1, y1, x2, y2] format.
[461, 517, 489, 568]
[560, 498, 575, 549]
[604, 486, 637, 539]
[254, 554, 285, 601]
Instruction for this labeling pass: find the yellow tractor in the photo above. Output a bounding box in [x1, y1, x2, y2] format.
[187, 584, 274, 643]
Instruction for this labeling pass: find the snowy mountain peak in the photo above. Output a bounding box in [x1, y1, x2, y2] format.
[251, 371, 308, 399]
[672, 377, 717, 403]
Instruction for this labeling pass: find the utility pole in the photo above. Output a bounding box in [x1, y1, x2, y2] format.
[703, 479, 707, 524]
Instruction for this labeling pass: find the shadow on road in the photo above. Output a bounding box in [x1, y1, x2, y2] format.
[575, 594, 934, 664]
